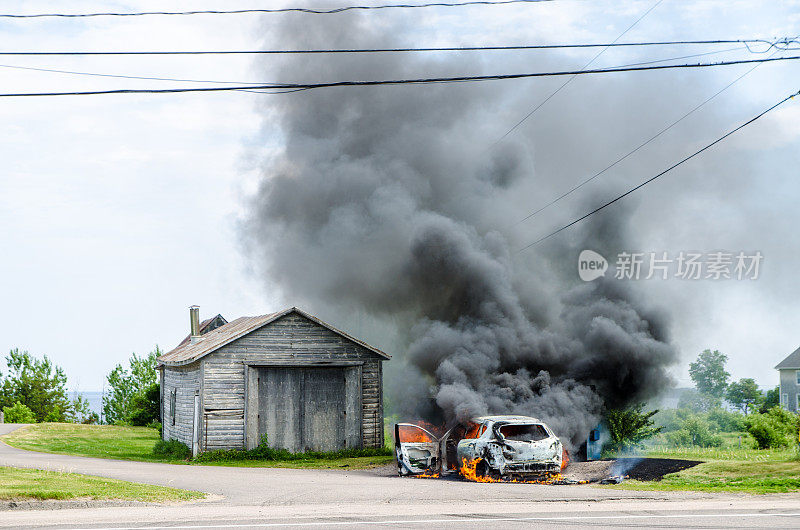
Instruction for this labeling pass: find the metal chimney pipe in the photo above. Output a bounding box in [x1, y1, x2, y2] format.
[189, 305, 200, 342]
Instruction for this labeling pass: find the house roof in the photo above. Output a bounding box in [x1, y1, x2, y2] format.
[775, 346, 800, 369]
[157, 307, 391, 367]
[175, 314, 228, 348]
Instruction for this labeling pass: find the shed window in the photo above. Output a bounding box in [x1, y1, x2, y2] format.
[781, 393, 788, 407]
[796, 370, 800, 385]
[170, 390, 176, 426]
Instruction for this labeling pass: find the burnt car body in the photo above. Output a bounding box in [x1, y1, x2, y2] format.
[395, 415, 566, 480]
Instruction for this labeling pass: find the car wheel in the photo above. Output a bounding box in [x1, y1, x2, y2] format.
[475, 459, 489, 478]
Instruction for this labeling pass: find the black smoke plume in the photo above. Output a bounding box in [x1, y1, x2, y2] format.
[243, 6, 678, 449]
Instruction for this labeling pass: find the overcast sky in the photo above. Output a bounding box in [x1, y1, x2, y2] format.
[0, 0, 799, 393]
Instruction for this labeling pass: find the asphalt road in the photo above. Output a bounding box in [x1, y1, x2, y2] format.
[2, 423, 800, 529]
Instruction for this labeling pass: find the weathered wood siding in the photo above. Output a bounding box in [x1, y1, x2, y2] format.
[200, 312, 385, 451]
[161, 364, 200, 448]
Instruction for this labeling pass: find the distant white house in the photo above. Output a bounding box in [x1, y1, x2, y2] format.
[775, 347, 800, 412]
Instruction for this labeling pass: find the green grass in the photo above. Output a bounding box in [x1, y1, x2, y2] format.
[644, 444, 798, 462]
[198, 455, 394, 469]
[2, 423, 395, 470]
[605, 460, 800, 494]
[2, 423, 182, 463]
[600, 444, 800, 494]
[0, 466, 203, 502]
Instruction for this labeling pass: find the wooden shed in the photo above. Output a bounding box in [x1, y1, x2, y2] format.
[157, 307, 389, 456]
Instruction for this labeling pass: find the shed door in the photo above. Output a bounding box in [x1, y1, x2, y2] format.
[257, 367, 348, 452]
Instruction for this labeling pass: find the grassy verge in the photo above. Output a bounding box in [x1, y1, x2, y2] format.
[193, 440, 393, 469]
[644, 445, 797, 462]
[2, 423, 394, 470]
[0, 466, 203, 502]
[199, 455, 393, 469]
[601, 446, 800, 494]
[2, 423, 181, 463]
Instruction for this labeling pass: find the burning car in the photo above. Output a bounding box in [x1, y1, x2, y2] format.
[395, 415, 568, 481]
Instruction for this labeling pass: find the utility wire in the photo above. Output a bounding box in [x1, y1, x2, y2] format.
[0, 0, 553, 18]
[516, 41, 794, 224]
[0, 63, 268, 85]
[517, 88, 800, 252]
[615, 45, 745, 67]
[0, 38, 794, 56]
[493, 0, 663, 145]
[0, 62, 309, 94]
[0, 45, 748, 86]
[0, 54, 798, 98]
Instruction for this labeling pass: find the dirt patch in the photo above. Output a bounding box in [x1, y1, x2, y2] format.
[562, 460, 614, 483]
[612, 458, 703, 481]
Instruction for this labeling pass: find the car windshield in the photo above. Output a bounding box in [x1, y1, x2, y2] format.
[498, 423, 549, 441]
[463, 422, 486, 439]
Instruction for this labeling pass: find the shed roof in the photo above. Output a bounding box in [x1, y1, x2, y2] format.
[175, 314, 228, 348]
[157, 307, 391, 367]
[775, 346, 800, 369]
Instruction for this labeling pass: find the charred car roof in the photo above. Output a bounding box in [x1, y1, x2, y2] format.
[471, 415, 545, 424]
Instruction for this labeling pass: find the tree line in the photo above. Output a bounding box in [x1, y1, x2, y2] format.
[0, 347, 161, 428]
[678, 350, 779, 415]
[686, 349, 775, 414]
[600, 348, 797, 453]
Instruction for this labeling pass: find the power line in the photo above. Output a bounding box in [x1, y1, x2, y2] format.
[517, 88, 800, 252]
[0, 0, 553, 18]
[0, 38, 794, 56]
[493, 0, 663, 145]
[0, 63, 268, 85]
[1, 54, 798, 98]
[0, 45, 748, 86]
[516, 40, 794, 224]
[613, 45, 745, 67]
[0, 63, 300, 94]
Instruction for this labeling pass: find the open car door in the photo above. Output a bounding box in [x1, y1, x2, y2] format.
[394, 423, 441, 476]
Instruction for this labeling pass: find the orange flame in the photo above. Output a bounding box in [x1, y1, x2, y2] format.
[459, 458, 574, 484]
[561, 447, 570, 471]
[396, 424, 436, 444]
[463, 422, 486, 439]
[460, 458, 500, 483]
[413, 471, 440, 479]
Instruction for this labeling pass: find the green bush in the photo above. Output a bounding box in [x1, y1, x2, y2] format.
[664, 429, 691, 446]
[664, 416, 723, 448]
[746, 408, 799, 449]
[707, 408, 746, 432]
[747, 417, 788, 449]
[653, 409, 693, 432]
[128, 383, 160, 426]
[2, 401, 36, 423]
[193, 435, 391, 463]
[604, 403, 662, 453]
[152, 439, 191, 460]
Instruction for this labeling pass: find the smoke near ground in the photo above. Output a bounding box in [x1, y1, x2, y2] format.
[243, 6, 681, 449]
